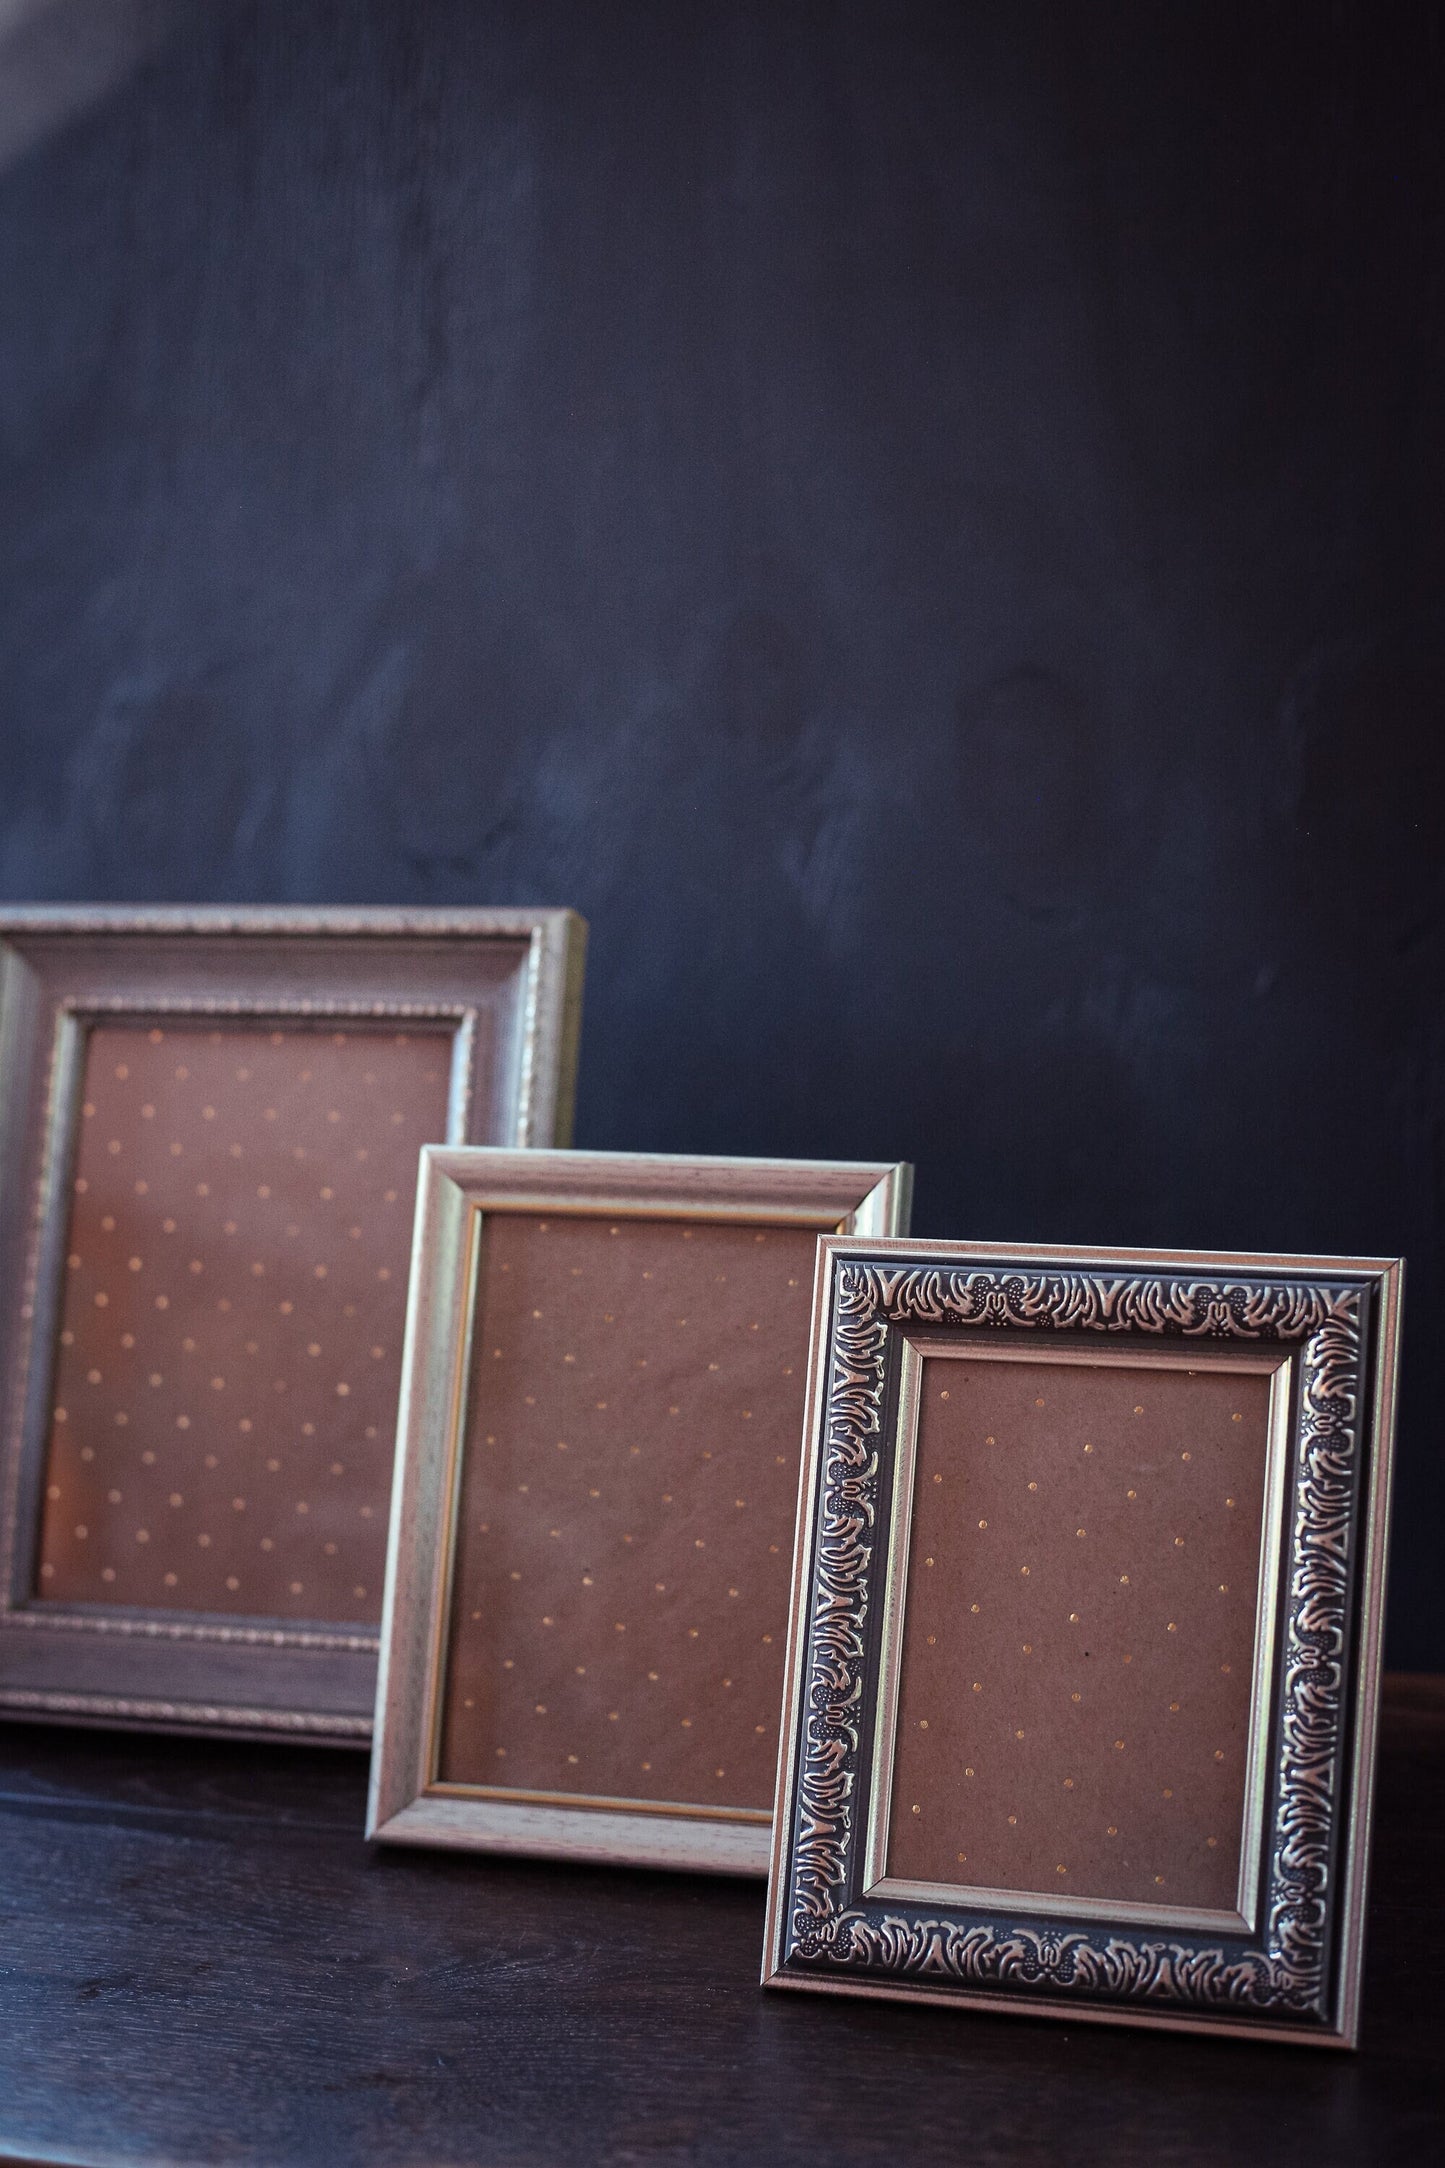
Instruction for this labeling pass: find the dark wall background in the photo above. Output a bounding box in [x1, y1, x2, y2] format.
[1, 1, 1441, 1663]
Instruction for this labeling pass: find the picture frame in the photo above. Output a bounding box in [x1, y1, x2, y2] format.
[763, 1236, 1403, 2047]
[0, 906, 586, 1742]
[368, 1147, 912, 1873]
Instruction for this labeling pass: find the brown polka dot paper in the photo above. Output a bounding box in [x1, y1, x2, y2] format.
[37, 1023, 452, 1624]
[884, 1352, 1272, 1918]
[367, 1149, 911, 1873]
[438, 1213, 813, 1814]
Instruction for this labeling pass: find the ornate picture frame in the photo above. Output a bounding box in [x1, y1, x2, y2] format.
[0, 907, 586, 1742]
[368, 1148, 911, 1874]
[763, 1237, 1403, 2046]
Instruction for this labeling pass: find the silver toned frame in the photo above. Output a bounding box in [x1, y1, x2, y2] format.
[369, 1148, 912, 1875]
[0, 906, 586, 1742]
[763, 1237, 1404, 2046]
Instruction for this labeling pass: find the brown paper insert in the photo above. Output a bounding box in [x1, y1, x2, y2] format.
[35, 1021, 452, 1625]
[885, 1353, 1272, 1913]
[437, 1212, 817, 1813]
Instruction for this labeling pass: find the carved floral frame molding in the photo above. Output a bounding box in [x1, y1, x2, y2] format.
[763, 1240, 1403, 2046]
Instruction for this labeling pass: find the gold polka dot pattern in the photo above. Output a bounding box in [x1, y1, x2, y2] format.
[437, 1213, 815, 1812]
[886, 1357, 1271, 1911]
[35, 1023, 452, 1623]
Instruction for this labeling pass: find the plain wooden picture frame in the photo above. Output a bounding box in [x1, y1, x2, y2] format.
[764, 1236, 1403, 2047]
[368, 1148, 912, 1874]
[0, 907, 586, 1742]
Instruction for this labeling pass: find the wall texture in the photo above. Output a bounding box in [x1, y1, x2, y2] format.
[1, 1, 1441, 1663]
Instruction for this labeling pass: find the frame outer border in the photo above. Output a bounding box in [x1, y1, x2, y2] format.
[762, 1235, 1405, 2048]
[368, 1150, 912, 1873]
[1333, 1254, 1404, 2047]
[0, 905, 586, 1744]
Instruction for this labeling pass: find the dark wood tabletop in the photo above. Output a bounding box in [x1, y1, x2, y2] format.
[1, 1676, 1441, 2167]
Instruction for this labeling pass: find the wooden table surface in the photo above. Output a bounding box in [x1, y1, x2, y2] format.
[1, 1677, 1441, 2168]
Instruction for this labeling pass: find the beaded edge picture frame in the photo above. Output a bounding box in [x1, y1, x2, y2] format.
[762, 1236, 1403, 2047]
[0, 907, 586, 1744]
